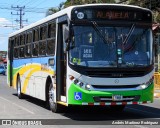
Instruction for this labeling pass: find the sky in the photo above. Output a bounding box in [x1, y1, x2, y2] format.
[0, 0, 66, 51]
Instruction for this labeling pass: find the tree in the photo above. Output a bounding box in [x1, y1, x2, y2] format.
[46, 2, 64, 16]
[64, 0, 116, 7]
[127, 0, 160, 23]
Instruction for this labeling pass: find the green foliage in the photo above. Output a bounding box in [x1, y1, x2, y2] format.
[156, 13, 160, 23]
[127, 0, 160, 23]
[46, 2, 64, 16]
[64, 0, 116, 7]
[46, 0, 116, 16]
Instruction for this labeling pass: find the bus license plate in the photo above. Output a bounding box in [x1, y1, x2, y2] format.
[112, 95, 123, 101]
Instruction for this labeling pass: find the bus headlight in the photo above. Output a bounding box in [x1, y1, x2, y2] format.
[138, 76, 153, 90]
[85, 84, 91, 90]
[74, 79, 79, 84]
[69, 75, 91, 90]
[139, 84, 148, 89]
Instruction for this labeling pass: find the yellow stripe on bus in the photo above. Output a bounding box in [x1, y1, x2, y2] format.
[21, 64, 54, 93]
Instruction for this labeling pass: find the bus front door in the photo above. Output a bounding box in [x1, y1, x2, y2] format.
[56, 17, 68, 102]
[9, 39, 14, 87]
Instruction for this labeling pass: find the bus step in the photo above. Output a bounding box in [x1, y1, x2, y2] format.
[57, 101, 67, 106]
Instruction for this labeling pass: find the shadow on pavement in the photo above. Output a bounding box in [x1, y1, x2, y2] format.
[12, 93, 160, 121]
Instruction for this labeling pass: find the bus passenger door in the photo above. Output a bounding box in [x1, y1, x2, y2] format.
[56, 16, 68, 102]
[8, 39, 14, 86]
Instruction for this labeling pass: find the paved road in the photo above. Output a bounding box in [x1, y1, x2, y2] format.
[0, 75, 160, 128]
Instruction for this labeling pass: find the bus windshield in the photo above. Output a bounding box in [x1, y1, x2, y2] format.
[69, 25, 153, 68]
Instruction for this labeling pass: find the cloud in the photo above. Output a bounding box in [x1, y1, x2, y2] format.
[0, 36, 8, 51]
[0, 18, 8, 21]
[0, 18, 11, 26]
[0, 18, 12, 50]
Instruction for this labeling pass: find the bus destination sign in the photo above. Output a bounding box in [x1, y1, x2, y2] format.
[96, 11, 130, 20]
[72, 8, 152, 22]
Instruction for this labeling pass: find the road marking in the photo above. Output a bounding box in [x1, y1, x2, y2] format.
[0, 97, 34, 115]
[126, 107, 160, 116]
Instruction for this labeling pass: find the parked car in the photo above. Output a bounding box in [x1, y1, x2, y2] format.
[0, 65, 6, 75]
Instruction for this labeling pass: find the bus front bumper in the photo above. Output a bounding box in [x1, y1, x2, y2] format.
[68, 83, 154, 106]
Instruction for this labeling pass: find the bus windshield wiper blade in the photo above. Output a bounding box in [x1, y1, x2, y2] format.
[123, 24, 135, 45]
[91, 21, 108, 44]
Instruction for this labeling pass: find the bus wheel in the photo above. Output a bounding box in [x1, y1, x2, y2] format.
[109, 105, 126, 112]
[48, 83, 63, 113]
[17, 76, 23, 99]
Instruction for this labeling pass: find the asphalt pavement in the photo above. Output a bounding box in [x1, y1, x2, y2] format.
[0, 74, 160, 128]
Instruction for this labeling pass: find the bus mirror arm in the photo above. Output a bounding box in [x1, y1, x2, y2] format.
[64, 26, 72, 51]
[64, 26, 69, 43]
[65, 43, 69, 51]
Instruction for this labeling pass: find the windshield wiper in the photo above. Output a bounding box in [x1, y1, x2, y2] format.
[124, 29, 147, 53]
[91, 21, 108, 44]
[123, 24, 135, 45]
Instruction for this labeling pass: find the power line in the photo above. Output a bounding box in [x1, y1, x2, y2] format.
[13, 0, 21, 5]
[25, 0, 37, 6]
[25, 0, 42, 7]
[0, 6, 46, 13]
[17, 0, 30, 5]
[11, 5, 28, 29]
[29, 0, 47, 9]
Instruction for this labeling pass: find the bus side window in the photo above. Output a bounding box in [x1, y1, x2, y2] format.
[14, 48, 19, 58]
[47, 39, 55, 55]
[33, 29, 39, 42]
[20, 34, 25, 46]
[39, 25, 47, 56]
[48, 22, 56, 38]
[32, 43, 38, 56]
[47, 21, 56, 55]
[26, 31, 32, 57]
[19, 47, 25, 58]
[40, 25, 47, 40]
[39, 41, 46, 55]
[14, 36, 20, 58]
[15, 36, 19, 47]
[26, 44, 31, 57]
[33, 28, 39, 56]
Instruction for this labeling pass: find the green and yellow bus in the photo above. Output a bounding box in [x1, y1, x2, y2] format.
[8, 4, 154, 112]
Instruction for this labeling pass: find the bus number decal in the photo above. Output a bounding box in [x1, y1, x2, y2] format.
[80, 46, 94, 60]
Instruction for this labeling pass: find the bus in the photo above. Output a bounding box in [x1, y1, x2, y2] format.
[8, 4, 154, 112]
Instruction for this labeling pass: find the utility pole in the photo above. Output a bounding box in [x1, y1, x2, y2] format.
[11, 5, 28, 29]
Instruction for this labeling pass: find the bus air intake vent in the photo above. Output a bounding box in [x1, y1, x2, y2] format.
[93, 96, 140, 102]
[92, 84, 140, 89]
[86, 70, 145, 78]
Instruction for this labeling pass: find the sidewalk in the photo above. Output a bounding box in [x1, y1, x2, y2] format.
[154, 90, 160, 98]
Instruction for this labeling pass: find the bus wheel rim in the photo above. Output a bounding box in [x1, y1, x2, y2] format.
[49, 87, 54, 106]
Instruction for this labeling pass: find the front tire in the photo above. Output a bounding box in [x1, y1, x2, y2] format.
[17, 76, 23, 99]
[47, 82, 63, 113]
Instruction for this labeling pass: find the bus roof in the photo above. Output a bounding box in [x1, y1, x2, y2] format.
[9, 4, 151, 38]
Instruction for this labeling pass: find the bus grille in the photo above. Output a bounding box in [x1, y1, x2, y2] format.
[86, 70, 145, 78]
[92, 84, 140, 89]
[93, 96, 140, 102]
